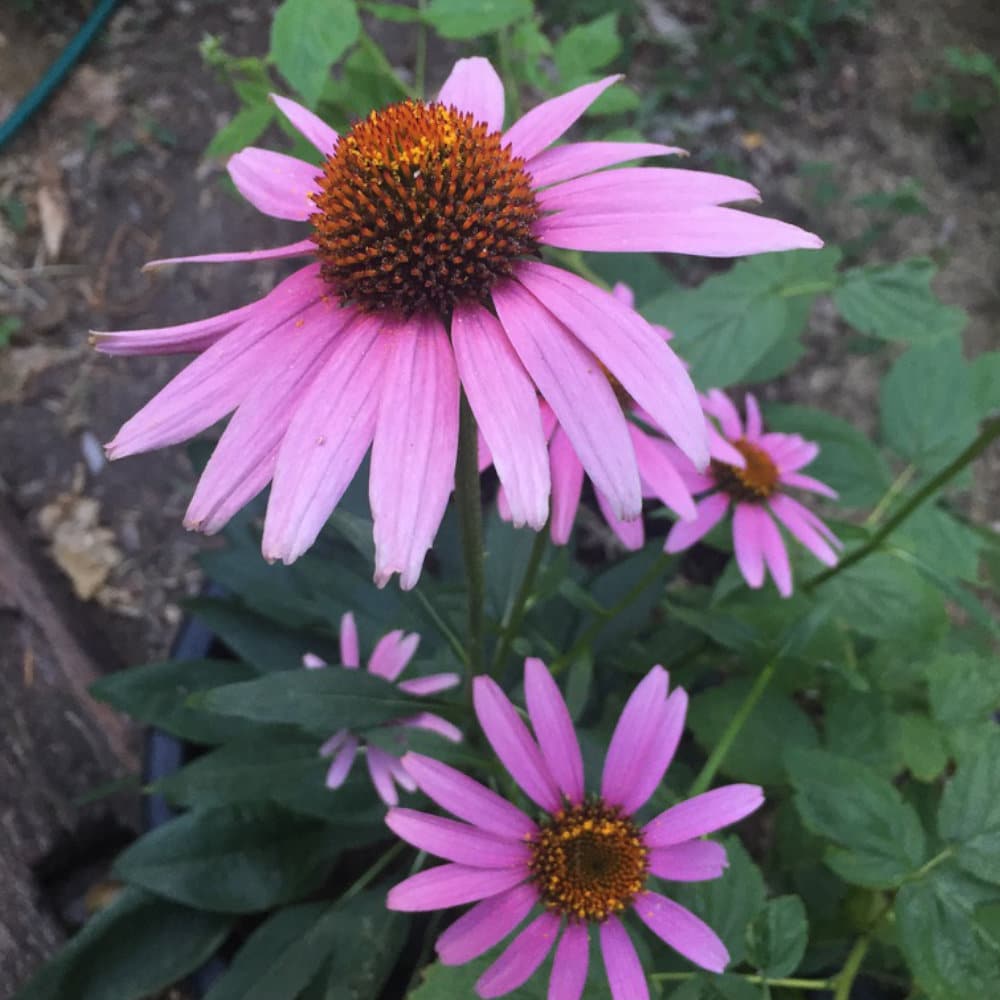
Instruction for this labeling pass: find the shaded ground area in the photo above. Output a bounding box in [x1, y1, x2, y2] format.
[0, 0, 997, 993]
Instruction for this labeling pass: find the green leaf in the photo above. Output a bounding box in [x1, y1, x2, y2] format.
[270, 0, 361, 105]
[687, 680, 819, 785]
[824, 691, 902, 776]
[554, 14, 622, 82]
[668, 977, 758, 1000]
[895, 505, 983, 583]
[939, 748, 1000, 885]
[745, 895, 808, 978]
[115, 804, 341, 913]
[196, 663, 429, 737]
[14, 887, 231, 1000]
[880, 339, 978, 470]
[833, 259, 966, 343]
[787, 748, 927, 888]
[897, 713, 949, 782]
[423, 0, 533, 39]
[971, 351, 1000, 418]
[362, 1, 424, 21]
[205, 102, 275, 159]
[925, 653, 1000, 729]
[764, 404, 890, 508]
[896, 867, 1000, 1000]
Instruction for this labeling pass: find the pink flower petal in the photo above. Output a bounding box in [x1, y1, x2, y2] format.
[368, 630, 421, 681]
[665, 493, 731, 553]
[227, 147, 320, 221]
[756, 508, 793, 597]
[769, 495, 840, 566]
[744, 393, 763, 439]
[387, 863, 527, 912]
[503, 75, 621, 162]
[262, 313, 388, 564]
[524, 657, 585, 805]
[708, 426, 747, 468]
[435, 883, 538, 966]
[401, 753, 537, 840]
[643, 785, 765, 848]
[367, 747, 400, 805]
[397, 673, 461, 696]
[437, 57, 505, 132]
[538, 167, 759, 214]
[599, 915, 648, 1000]
[764, 433, 819, 472]
[386, 808, 532, 868]
[601, 666, 669, 810]
[400, 712, 463, 744]
[388, 757, 418, 793]
[732, 503, 767, 588]
[370, 314, 459, 590]
[452, 302, 550, 530]
[325, 735, 359, 789]
[782, 471, 839, 499]
[318, 728, 347, 757]
[526, 141, 684, 189]
[702, 389, 743, 440]
[477, 911, 560, 999]
[493, 278, 641, 521]
[473, 676, 562, 813]
[648, 840, 728, 882]
[549, 922, 589, 1000]
[612, 283, 635, 308]
[271, 93, 339, 155]
[340, 612, 360, 668]
[619, 687, 688, 816]
[143, 239, 315, 270]
[549, 426, 585, 546]
[630, 425, 697, 521]
[515, 262, 708, 469]
[536, 206, 823, 256]
[304, 653, 328, 670]
[633, 891, 729, 973]
[596, 488, 645, 550]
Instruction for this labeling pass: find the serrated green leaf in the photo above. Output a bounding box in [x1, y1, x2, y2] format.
[555, 13, 622, 82]
[971, 351, 1000, 418]
[925, 653, 1000, 729]
[939, 748, 1000, 884]
[824, 691, 902, 775]
[362, 1, 424, 22]
[745, 895, 808, 978]
[423, 0, 533, 39]
[205, 102, 276, 159]
[897, 713, 949, 782]
[895, 505, 983, 583]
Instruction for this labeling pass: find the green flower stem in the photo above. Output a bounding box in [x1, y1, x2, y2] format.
[832, 899, 892, 1000]
[779, 279, 837, 298]
[411, 587, 468, 668]
[864, 464, 916, 528]
[490, 527, 548, 678]
[805, 416, 1000, 590]
[342, 841, 406, 901]
[651, 972, 833, 991]
[688, 658, 778, 797]
[456, 392, 486, 682]
[550, 551, 674, 677]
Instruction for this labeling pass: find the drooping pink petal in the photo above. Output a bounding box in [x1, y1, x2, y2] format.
[503, 75, 621, 162]
[318, 728, 348, 757]
[549, 922, 590, 1000]
[368, 630, 421, 681]
[781, 471, 839, 499]
[596, 488, 645, 550]
[388, 756, 418, 793]
[400, 712, 463, 744]
[452, 302, 550, 530]
[756, 508, 793, 597]
[477, 911, 561, 999]
[743, 393, 763, 440]
[648, 840, 728, 882]
[435, 883, 538, 966]
[601, 666, 669, 808]
[702, 389, 743, 440]
[536, 206, 823, 256]
[526, 141, 684, 189]
[515, 262, 708, 469]
[493, 279, 641, 520]
[657, 441, 716, 492]
[262, 313, 388, 564]
[549, 427, 585, 546]
[227, 147, 321, 221]
[643, 785, 764, 848]
[370, 314, 459, 590]
[763, 433, 819, 472]
[401, 753, 537, 841]
[769, 495, 840, 565]
[387, 864, 527, 912]
[524, 657, 585, 805]
[634, 891, 729, 973]
[629, 425, 697, 521]
[619, 686, 688, 816]
[271, 93, 339, 155]
[304, 653, 328, 671]
[143, 239, 315, 270]
[599, 915, 648, 1000]
[386, 808, 532, 869]
[437, 57, 505, 133]
[340, 612, 360, 668]
[708, 426, 747, 469]
[473, 676, 562, 813]
[366, 747, 400, 806]
[732, 503, 767, 589]
[612, 283, 635, 308]
[325, 735, 359, 789]
[397, 673, 461, 696]
[665, 493, 731, 553]
[538, 167, 759, 215]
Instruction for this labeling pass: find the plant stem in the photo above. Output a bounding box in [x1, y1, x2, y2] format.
[805, 416, 1000, 590]
[411, 587, 468, 668]
[688, 658, 777, 796]
[456, 392, 486, 681]
[342, 841, 406, 901]
[490, 527, 548, 678]
[864, 464, 916, 528]
[833, 933, 872, 1000]
[651, 972, 834, 991]
[549, 551, 674, 676]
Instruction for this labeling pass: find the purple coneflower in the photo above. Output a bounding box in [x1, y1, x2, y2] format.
[664, 389, 842, 596]
[386, 659, 763, 999]
[96, 58, 820, 588]
[305, 612, 460, 806]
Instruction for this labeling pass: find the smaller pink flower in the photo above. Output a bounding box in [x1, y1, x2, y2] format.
[386, 659, 764, 999]
[305, 612, 461, 805]
[664, 389, 842, 597]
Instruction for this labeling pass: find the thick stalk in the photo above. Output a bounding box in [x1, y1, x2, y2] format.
[651, 972, 833, 991]
[456, 392, 486, 681]
[490, 527, 548, 677]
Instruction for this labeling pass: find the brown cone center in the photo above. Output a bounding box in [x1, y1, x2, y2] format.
[711, 438, 780, 502]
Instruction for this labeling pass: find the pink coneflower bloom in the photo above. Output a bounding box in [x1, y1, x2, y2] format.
[664, 389, 842, 597]
[386, 659, 764, 999]
[96, 57, 821, 588]
[304, 612, 461, 806]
